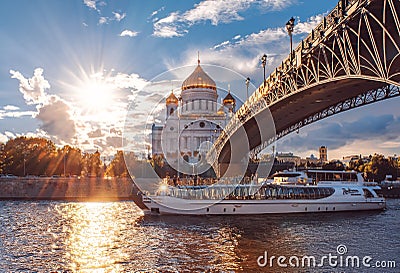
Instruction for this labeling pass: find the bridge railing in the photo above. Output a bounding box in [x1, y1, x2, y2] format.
[249, 0, 366, 105]
[231, 0, 367, 126]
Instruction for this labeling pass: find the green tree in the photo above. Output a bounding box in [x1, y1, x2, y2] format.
[105, 150, 128, 177]
[1, 137, 56, 176]
[0, 136, 87, 177]
[54, 145, 84, 176]
[322, 160, 344, 170]
[363, 154, 395, 182]
[83, 150, 103, 177]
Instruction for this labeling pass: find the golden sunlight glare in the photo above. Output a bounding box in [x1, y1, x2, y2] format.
[77, 75, 115, 112]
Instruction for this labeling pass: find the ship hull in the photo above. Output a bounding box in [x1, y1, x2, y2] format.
[143, 196, 386, 215]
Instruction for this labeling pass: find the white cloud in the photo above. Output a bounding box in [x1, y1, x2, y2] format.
[113, 11, 126, 21]
[120, 29, 139, 37]
[82, 0, 106, 12]
[153, 12, 185, 38]
[0, 110, 36, 119]
[88, 128, 104, 138]
[109, 72, 148, 91]
[170, 13, 326, 76]
[150, 6, 165, 18]
[10, 68, 50, 105]
[236, 27, 287, 47]
[83, 0, 98, 11]
[153, 25, 185, 38]
[212, 40, 230, 50]
[98, 17, 108, 25]
[151, 10, 159, 18]
[10, 69, 77, 142]
[153, 0, 297, 37]
[294, 14, 326, 34]
[0, 133, 8, 143]
[95, 11, 128, 26]
[3, 105, 20, 111]
[4, 131, 15, 139]
[183, 0, 249, 25]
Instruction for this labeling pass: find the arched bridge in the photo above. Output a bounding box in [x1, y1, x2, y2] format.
[210, 0, 400, 171]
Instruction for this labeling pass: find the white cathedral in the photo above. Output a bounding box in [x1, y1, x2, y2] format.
[151, 59, 236, 164]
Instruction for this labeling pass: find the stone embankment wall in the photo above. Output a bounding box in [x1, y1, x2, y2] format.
[0, 177, 135, 201]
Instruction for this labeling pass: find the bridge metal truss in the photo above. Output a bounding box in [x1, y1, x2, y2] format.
[209, 0, 400, 165]
[262, 0, 400, 105]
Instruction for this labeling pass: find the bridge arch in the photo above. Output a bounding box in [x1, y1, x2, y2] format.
[210, 0, 400, 170]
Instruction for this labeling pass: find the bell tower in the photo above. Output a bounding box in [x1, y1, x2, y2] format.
[166, 90, 178, 119]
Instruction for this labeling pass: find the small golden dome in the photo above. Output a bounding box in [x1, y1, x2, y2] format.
[181, 61, 216, 91]
[223, 92, 235, 105]
[166, 91, 178, 105]
[217, 106, 225, 115]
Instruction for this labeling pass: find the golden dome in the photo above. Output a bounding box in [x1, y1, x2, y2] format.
[181, 61, 216, 91]
[166, 91, 178, 105]
[217, 105, 225, 115]
[223, 92, 235, 104]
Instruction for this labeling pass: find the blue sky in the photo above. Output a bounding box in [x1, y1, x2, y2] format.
[0, 0, 399, 160]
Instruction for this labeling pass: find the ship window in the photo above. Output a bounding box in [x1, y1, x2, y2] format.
[233, 208, 236, 212]
[372, 189, 383, 197]
[333, 207, 336, 211]
[259, 185, 334, 201]
[223, 208, 226, 212]
[305, 207, 308, 211]
[363, 189, 374, 198]
[206, 208, 209, 212]
[318, 207, 320, 211]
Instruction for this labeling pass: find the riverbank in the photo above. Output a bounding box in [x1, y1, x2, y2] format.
[0, 177, 136, 201]
[1, 177, 400, 202]
[381, 183, 400, 198]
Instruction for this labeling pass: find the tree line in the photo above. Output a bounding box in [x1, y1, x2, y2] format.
[346, 154, 399, 182]
[1, 136, 399, 181]
[0, 137, 133, 177]
[296, 155, 400, 182]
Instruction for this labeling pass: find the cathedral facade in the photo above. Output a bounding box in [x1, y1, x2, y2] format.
[151, 59, 236, 165]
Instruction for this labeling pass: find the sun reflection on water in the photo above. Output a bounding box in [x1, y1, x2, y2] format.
[57, 202, 142, 272]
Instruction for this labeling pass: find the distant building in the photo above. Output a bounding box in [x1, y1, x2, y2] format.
[342, 155, 360, 167]
[275, 152, 301, 166]
[319, 146, 328, 162]
[305, 154, 319, 165]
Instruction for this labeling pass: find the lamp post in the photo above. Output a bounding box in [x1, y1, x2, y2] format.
[23, 155, 26, 177]
[286, 17, 295, 60]
[245, 77, 250, 99]
[63, 153, 66, 177]
[21, 142, 26, 177]
[261, 54, 267, 88]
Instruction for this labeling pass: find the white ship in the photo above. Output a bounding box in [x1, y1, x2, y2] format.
[141, 169, 386, 215]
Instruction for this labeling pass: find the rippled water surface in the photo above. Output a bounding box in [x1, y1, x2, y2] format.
[0, 200, 399, 272]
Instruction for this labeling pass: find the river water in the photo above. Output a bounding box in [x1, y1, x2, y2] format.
[0, 199, 399, 273]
